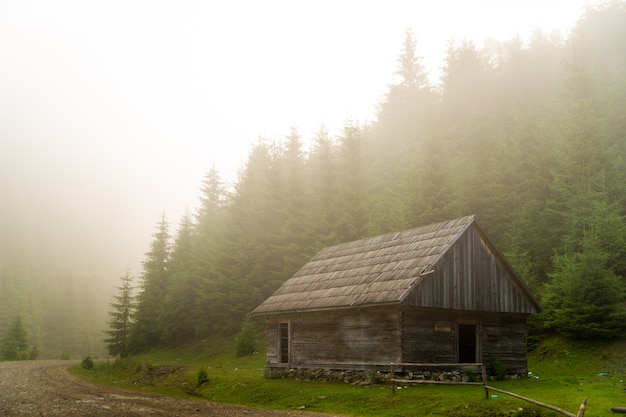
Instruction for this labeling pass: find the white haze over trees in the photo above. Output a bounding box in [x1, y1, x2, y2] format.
[0, 0, 599, 357]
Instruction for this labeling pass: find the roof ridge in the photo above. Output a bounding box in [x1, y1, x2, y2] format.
[318, 215, 475, 254]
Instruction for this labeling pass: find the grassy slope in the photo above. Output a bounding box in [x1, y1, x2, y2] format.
[71, 336, 626, 417]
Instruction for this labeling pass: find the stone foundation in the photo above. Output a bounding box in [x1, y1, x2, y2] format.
[264, 367, 498, 384]
[265, 367, 526, 384]
[265, 367, 383, 385]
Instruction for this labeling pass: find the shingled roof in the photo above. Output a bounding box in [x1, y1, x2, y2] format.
[253, 215, 528, 315]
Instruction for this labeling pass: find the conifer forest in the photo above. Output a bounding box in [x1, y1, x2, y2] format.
[2, 2, 626, 358]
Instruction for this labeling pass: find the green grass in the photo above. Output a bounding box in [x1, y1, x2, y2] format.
[71, 336, 626, 417]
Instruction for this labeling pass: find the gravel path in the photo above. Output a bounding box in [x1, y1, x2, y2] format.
[0, 360, 344, 417]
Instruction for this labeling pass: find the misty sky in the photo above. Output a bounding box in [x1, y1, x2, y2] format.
[0, 0, 595, 278]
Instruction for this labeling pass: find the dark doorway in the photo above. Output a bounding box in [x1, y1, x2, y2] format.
[279, 323, 289, 363]
[458, 324, 477, 363]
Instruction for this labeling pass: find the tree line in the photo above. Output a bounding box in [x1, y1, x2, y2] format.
[105, 2, 626, 357]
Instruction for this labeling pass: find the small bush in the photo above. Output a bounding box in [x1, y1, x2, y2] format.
[81, 356, 95, 370]
[197, 368, 209, 387]
[489, 357, 507, 381]
[526, 334, 541, 352]
[234, 318, 258, 357]
[28, 346, 39, 360]
[466, 369, 477, 382]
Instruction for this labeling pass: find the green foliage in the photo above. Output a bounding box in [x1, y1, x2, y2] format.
[489, 357, 508, 381]
[542, 247, 626, 339]
[124, 3, 626, 351]
[81, 356, 94, 369]
[128, 215, 171, 353]
[28, 345, 39, 360]
[103, 272, 134, 357]
[465, 369, 477, 383]
[234, 318, 258, 357]
[160, 214, 200, 345]
[196, 368, 209, 387]
[1, 315, 33, 361]
[541, 175, 626, 340]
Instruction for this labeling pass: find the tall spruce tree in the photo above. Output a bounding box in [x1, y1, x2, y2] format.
[276, 127, 316, 276]
[128, 214, 171, 352]
[333, 121, 369, 241]
[161, 213, 199, 344]
[193, 166, 230, 337]
[542, 237, 626, 339]
[375, 28, 435, 170]
[1, 315, 31, 360]
[103, 272, 134, 357]
[305, 125, 339, 246]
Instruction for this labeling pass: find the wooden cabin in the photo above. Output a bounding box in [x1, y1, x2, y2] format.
[252, 216, 541, 376]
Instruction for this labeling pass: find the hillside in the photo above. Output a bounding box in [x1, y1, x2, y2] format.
[73, 336, 626, 417]
[115, 1, 626, 357]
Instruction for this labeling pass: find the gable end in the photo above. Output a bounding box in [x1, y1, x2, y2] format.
[402, 223, 539, 314]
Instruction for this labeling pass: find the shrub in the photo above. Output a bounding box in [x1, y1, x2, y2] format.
[28, 346, 39, 360]
[234, 318, 258, 357]
[81, 356, 95, 369]
[197, 368, 209, 387]
[1, 315, 29, 360]
[466, 369, 477, 382]
[489, 357, 507, 381]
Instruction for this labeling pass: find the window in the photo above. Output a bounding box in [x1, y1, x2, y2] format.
[279, 322, 289, 364]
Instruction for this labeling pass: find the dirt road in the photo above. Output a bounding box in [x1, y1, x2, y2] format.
[0, 360, 343, 417]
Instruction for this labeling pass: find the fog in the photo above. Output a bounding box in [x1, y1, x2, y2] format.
[0, 0, 593, 329]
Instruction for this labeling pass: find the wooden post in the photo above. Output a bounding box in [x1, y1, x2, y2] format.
[481, 364, 489, 399]
[391, 364, 396, 394]
[576, 397, 587, 417]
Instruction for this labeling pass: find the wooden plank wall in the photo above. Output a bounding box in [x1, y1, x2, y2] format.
[265, 306, 528, 374]
[264, 306, 402, 368]
[401, 307, 529, 374]
[401, 308, 457, 363]
[408, 227, 535, 314]
[482, 316, 529, 374]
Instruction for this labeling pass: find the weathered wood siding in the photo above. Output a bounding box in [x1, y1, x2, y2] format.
[265, 319, 280, 365]
[265, 306, 402, 369]
[482, 314, 529, 374]
[400, 307, 529, 374]
[400, 308, 457, 363]
[406, 226, 535, 314]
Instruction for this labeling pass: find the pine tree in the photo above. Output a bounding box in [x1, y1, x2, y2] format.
[161, 213, 199, 344]
[193, 166, 230, 337]
[103, 272, 134, 357]
[440, 39, 493, 125]
[276, 127, 316, 276]
[333, 121, 369, 241]
[375, 28, 435, 160]
[1, 315, 30, 360]
[541, 169, 626, 339]
[305, 125, 339, 246]
[542, 243, 626, 340]
[128, 214, 171, 352]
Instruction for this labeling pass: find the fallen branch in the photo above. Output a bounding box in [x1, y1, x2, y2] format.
[486, 386, 585, 417]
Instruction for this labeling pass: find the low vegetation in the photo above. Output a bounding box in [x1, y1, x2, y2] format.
[71, 336, 626, 417]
